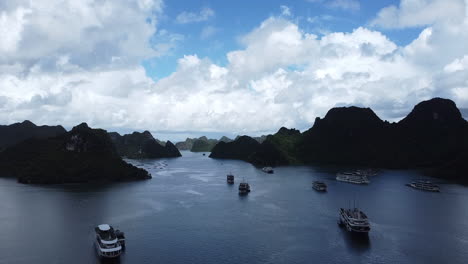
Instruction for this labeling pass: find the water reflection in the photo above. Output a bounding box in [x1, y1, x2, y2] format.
[340, 228, 371, 252]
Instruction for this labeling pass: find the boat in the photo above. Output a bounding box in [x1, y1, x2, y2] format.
[94, 224, 123, 258]
[262, 167, 274, 174]
[238, 180, 251, 195]
[336, 172, 370, 184]
[312, 181, 327, 191]
[338, 207, 370, 234]
[227, 173, 234, 184]
[406, 180, 440, 192]
[115, 229, 126, 249]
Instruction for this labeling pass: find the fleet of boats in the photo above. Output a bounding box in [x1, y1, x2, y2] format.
[406, 180, 440, 192]
[93, 168, 444, 251]
[94, 224, 125, 259]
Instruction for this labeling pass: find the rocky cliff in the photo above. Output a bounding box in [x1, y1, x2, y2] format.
[110, 131, 181, 159]
[0, 123, 151, 184]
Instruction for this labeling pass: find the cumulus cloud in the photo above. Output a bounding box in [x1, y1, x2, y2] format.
[0, 1, 468, 137]
[175, 7, 214, 24]
[371, 0, 466, 29]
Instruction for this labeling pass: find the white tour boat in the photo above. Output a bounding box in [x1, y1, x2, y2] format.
[94, 224, 123, 258]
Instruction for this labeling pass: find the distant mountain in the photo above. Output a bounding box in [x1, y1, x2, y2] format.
[109, 131, 181, 159]
[209, 136, 259, 161]
[176, 136, 233, 152]
[0, 123, 150, 184]
[0, 120, 66, 150]
[209, 98, 468, 184]
[219, 136, 233, 143]
[249, 127, 302, 166]
[191, 136, 217, 152]
[460, 108, 468, 120]
[175, 138, 196, 150]
[235, 135, 267, 143]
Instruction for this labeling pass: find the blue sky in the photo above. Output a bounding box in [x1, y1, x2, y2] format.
[144, 0, 423, 80]
[1, 0, 467, 141]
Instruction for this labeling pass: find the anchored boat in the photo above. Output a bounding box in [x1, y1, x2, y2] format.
[238, 180, 251, 195]
[262, 167, 274, 174]
[336, 172, 370, 185]
[406, 180, 440, 192]
[338, 207, 370, 234]
[94, 224, 124, 259]
[227, 173, 234, 184]
[312, 181, 327, 191]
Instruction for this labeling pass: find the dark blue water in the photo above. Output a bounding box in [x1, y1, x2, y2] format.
[0, 151, 467, 264]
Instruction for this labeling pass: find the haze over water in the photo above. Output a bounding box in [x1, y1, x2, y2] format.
[0, 151, 467, 264]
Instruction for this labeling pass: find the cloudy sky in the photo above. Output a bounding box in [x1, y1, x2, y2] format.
[1, 0, 467, 141]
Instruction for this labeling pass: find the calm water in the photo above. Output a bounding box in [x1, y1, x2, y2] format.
[0, 151, 467, 264]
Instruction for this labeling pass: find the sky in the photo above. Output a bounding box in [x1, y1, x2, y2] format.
[1, 0, 468, 141]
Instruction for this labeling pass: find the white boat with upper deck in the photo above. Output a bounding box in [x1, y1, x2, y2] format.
[336, 172, 370, 185]
[338, 207, 370, 234]
[312, 181, 327, 191]
[94, 224, 123, 259]
[406, 180, 440, 192]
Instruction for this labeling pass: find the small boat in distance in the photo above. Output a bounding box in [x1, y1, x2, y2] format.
[336, 172, 370, 185]
[94, 224, 123, 259]
[406, 180, 440, 192]
[262, 167, 274, 174]
[312, 181, 327, 191]
[338, 207, 370, 234]
[227, 173, 234, 184]
[239, 180, 251, 195]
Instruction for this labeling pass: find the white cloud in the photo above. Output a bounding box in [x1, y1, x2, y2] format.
[200, 25, 218, 39]
[175, 7, 214, 24]
[327, 0, 360, 12]
[280, 5, 292, 16]
[0, 0, 163, 71]
[371, 0, 466, 29]
[306, 0, 360, 12]
[1, 0, 468, 137]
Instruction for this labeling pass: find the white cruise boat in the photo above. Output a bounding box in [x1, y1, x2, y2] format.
[336, 172, 370, 185]
[312, 181, 327, 191]
[94, 224, 123, 258]
[262, 167, 274, 174]
[406, 180, 440, 192]
[338, 207, 371, 234]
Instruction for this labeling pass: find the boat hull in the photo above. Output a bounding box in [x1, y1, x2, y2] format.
[94, 239, 122, 259]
